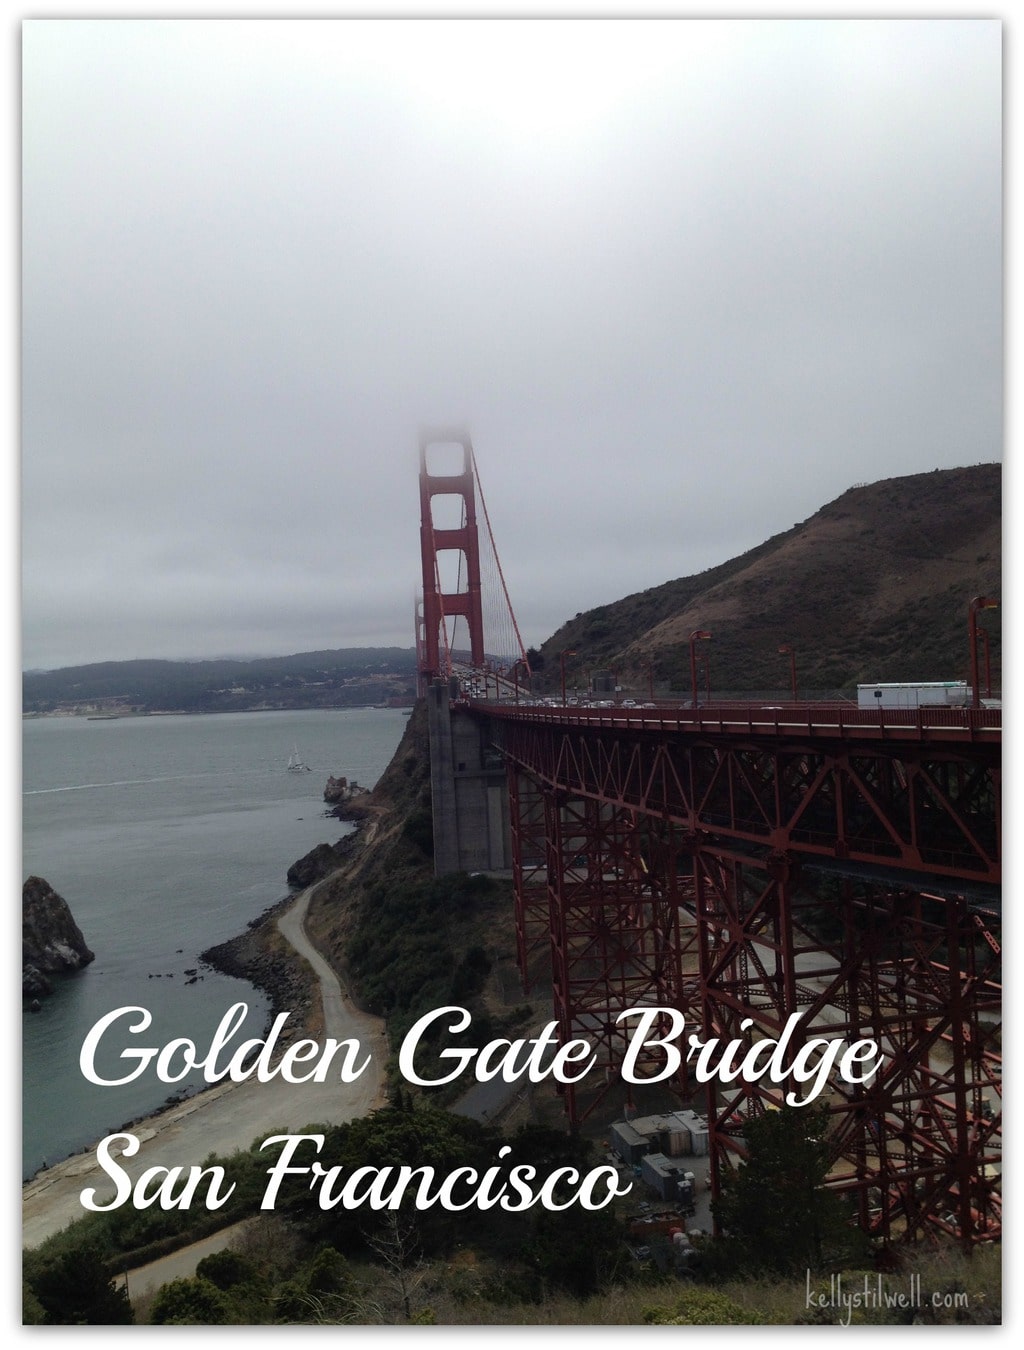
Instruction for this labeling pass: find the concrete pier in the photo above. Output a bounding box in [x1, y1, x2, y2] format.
[426, 681, 511, 875]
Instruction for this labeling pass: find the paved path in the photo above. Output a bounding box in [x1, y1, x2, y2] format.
[114, 1220, 254, 1302]
[23, 873, 388, 1251]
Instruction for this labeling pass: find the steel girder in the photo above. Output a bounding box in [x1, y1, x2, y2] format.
[508, 767, 551, 989]
[496, 717, 1001, 1248]
[497, 722, 1000, 887]
[530, 790, 703, 1124]
[690, 852, 1001, 1247]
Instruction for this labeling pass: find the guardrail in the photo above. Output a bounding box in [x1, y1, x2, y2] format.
[466, 698, 1001, 741]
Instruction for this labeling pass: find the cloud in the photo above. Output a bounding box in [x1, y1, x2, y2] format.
[21, 16, 1002, 669]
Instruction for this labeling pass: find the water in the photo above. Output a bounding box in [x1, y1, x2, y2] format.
[21, 707, 409, 1180]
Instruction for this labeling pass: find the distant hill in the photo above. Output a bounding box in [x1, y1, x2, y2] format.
[22, 648, 418, 716]
[535, 464, 1001, 697]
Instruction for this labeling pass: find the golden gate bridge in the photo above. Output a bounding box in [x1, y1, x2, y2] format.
[416, 429, 1001, 1250]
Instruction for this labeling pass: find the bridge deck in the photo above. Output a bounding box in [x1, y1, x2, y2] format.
[469, 698, 1000, 744]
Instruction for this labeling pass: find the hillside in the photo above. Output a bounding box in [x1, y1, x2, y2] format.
[535, 464, 1001, 697]
[22, 647, 418, 716]
[303, 702, 535, 1076]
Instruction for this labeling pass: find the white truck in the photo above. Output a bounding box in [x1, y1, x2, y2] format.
[856, 681, 968, 709]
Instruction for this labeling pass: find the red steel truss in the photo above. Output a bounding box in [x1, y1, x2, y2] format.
[495, 710, 1001, 1247]
[536, 792, 704, 1124]
[491, 710, 1000, 888]
[690, 850, 1001, 1245]
[508, 769, 551, 989]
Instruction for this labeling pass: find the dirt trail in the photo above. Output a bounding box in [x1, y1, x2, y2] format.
[23, 870, 387, 1251]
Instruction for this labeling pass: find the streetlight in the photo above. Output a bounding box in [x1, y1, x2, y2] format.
[700, 649, 712, 700]
[689, 630, 711, 710]
[510, 657, 530, 703]
[645, 662, 655, 701]
[980, 628, 992, 699]
[560, 649, 576, 705]
[968, 596, 998, 708]
[778, 645, 798, 702]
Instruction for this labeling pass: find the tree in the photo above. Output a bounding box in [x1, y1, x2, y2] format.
[363, 1211, 428, 1322]
[148, 1276, 236, 1325]
[22, 1282, 47, 1325]
[710, 1103, 869, 1277]
[524, 1205, 632, 1299]
[305, 1246, 355, 1303]
[194, 1249, 257, 1291]
[27, 1243, 133, 1325]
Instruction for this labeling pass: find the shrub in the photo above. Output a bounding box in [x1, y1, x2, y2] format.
[643, 1288, 761, 1325]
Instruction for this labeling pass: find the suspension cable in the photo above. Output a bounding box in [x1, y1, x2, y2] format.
[472, 451, 531, 675]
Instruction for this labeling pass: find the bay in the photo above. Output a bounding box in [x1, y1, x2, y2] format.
[21, 706, 409, 1181]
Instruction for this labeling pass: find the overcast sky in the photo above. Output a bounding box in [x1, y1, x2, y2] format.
[20, 15, 1003, 671]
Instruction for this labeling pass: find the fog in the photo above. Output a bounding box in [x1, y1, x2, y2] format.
[20, 16, 1002, 670]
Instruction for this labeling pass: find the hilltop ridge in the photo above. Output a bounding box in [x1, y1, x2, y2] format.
[22, 647, 418, 717]
[537, 463, 1000, 695]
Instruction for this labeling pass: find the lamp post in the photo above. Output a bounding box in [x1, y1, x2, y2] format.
[560, 649, 576, 705]
[511, 658, 529, 703]
[981, 629, 992, 699]
[645, 662, 655, 701]
[968, 596, 998, 708]
[778, 644, 797, 702]
[701, 650, 711, 700]
[689, 630, 711, 710]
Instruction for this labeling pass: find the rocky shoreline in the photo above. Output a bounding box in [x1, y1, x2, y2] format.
[199, 892, 316, 1033]
[198, 814, 369, 1036]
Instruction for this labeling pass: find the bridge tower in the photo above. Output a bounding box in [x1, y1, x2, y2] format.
[418, 428, 485, 685]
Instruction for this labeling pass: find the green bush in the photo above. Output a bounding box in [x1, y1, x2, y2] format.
[643, 1288, 762, 1325]
[149, 1276, 236, 1325]
[24, 1243, 133, 1325]
[195, 1248, 257, 1291]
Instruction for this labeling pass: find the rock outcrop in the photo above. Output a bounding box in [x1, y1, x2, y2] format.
[23, 876, 95, 999]
[200, 894, 316, 1036]
[323, 774, 354, 804]
[324, 775, 374, 823]
[286, 836, 357, 890]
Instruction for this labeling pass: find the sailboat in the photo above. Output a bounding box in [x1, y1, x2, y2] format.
[287, 745, 312, 773]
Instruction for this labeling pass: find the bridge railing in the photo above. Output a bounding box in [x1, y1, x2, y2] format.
[467, 697, 1001, 741]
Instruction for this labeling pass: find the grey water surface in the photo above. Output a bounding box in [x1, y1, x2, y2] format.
[22, 707, 408, 1180]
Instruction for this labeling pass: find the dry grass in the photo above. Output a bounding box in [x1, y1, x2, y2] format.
[538, 463, 1000, 693]
[347, 1243, 1001, 1326]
